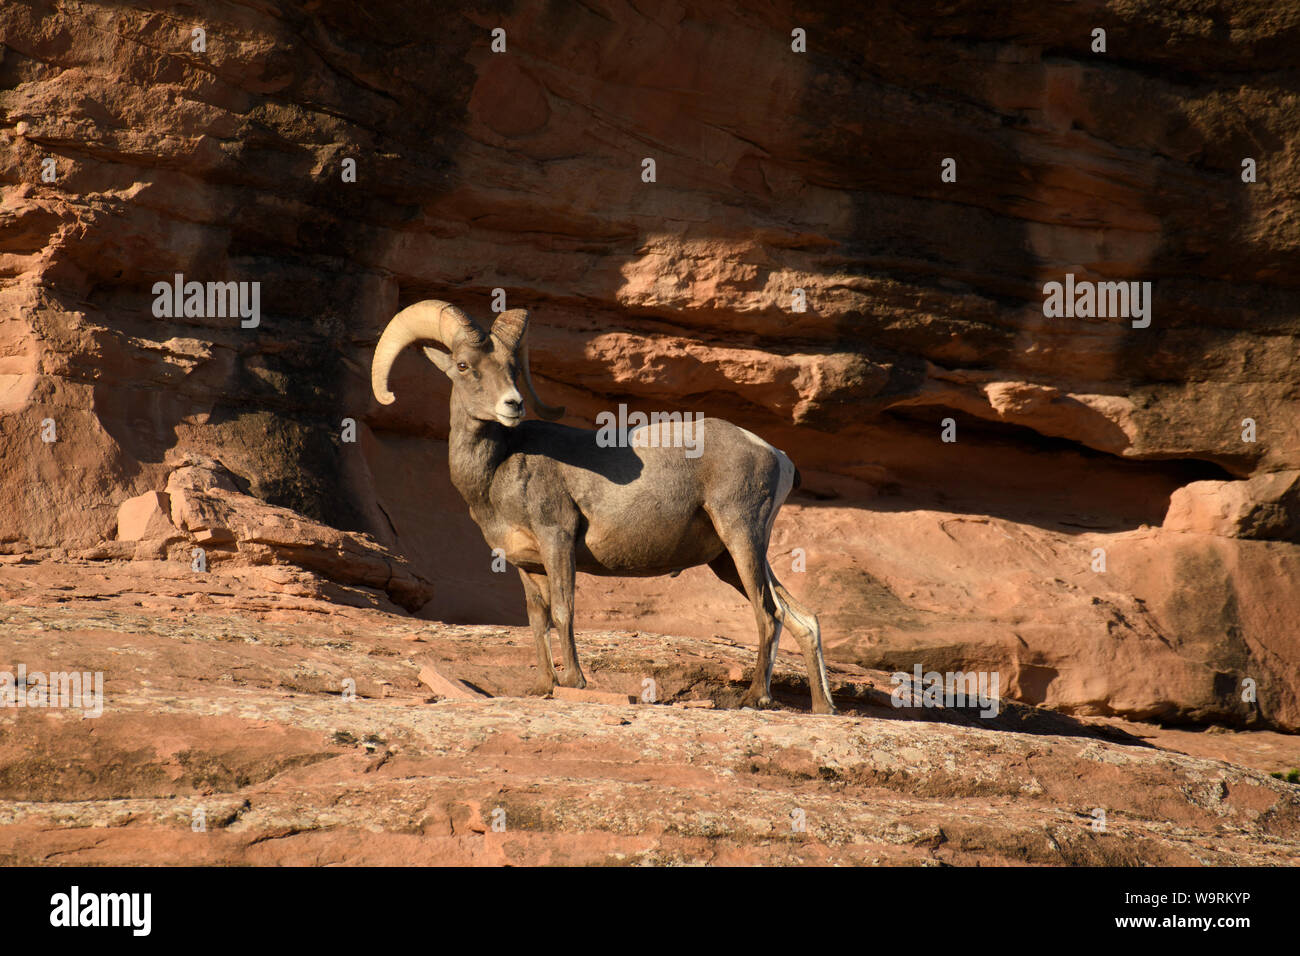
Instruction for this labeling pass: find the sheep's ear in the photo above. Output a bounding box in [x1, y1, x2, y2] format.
[422, 345, 454, 376]
[490, 309, 528, 355]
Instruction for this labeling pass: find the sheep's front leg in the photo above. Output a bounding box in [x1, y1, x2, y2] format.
[538, 526, 586, 690]
[518, 569, 557, 696]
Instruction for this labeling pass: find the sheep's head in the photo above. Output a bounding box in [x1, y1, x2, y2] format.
[370, 300, 563, 425]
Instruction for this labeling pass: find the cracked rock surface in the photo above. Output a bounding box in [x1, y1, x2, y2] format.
[1, 564, 1297, 865]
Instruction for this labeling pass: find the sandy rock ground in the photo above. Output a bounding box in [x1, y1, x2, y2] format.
[1, 560, 1296, 866]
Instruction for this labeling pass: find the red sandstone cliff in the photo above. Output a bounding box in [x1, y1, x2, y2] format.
[2, 0, 1299, 731]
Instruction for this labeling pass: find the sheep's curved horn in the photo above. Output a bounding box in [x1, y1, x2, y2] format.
[371, 300, 486, 405]
[491, 309, 564, 421]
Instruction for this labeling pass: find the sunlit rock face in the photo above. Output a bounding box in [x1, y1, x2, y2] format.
[2, 0, 1298, 726]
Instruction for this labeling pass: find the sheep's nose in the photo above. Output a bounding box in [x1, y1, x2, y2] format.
[503, 397, 523, 413]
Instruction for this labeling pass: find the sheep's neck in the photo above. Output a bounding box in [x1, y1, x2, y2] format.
[447, 392, 508, 516]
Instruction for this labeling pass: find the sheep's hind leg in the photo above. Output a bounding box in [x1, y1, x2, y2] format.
[769, 569, 836, 715]
[518, 569, 558, 696]
[708, 547, 781, 710]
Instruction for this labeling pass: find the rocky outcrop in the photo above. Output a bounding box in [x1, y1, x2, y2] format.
[1, 1, 1298, 727]
[1, 568, 1297, 865]
[1165, 470, 1300, 541]
[112, 456, 433, 610]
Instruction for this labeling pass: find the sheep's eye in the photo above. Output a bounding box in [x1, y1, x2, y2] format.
[456, 362, 469, 372]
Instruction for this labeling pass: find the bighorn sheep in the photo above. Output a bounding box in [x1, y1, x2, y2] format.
[371, 300, 836, 714]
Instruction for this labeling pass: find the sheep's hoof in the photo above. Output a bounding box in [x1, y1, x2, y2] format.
[557, 671, 588, 690]
[526, 679, 556, 697]
[739, 689, 774, 710]
[812, 700, 839, 716]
